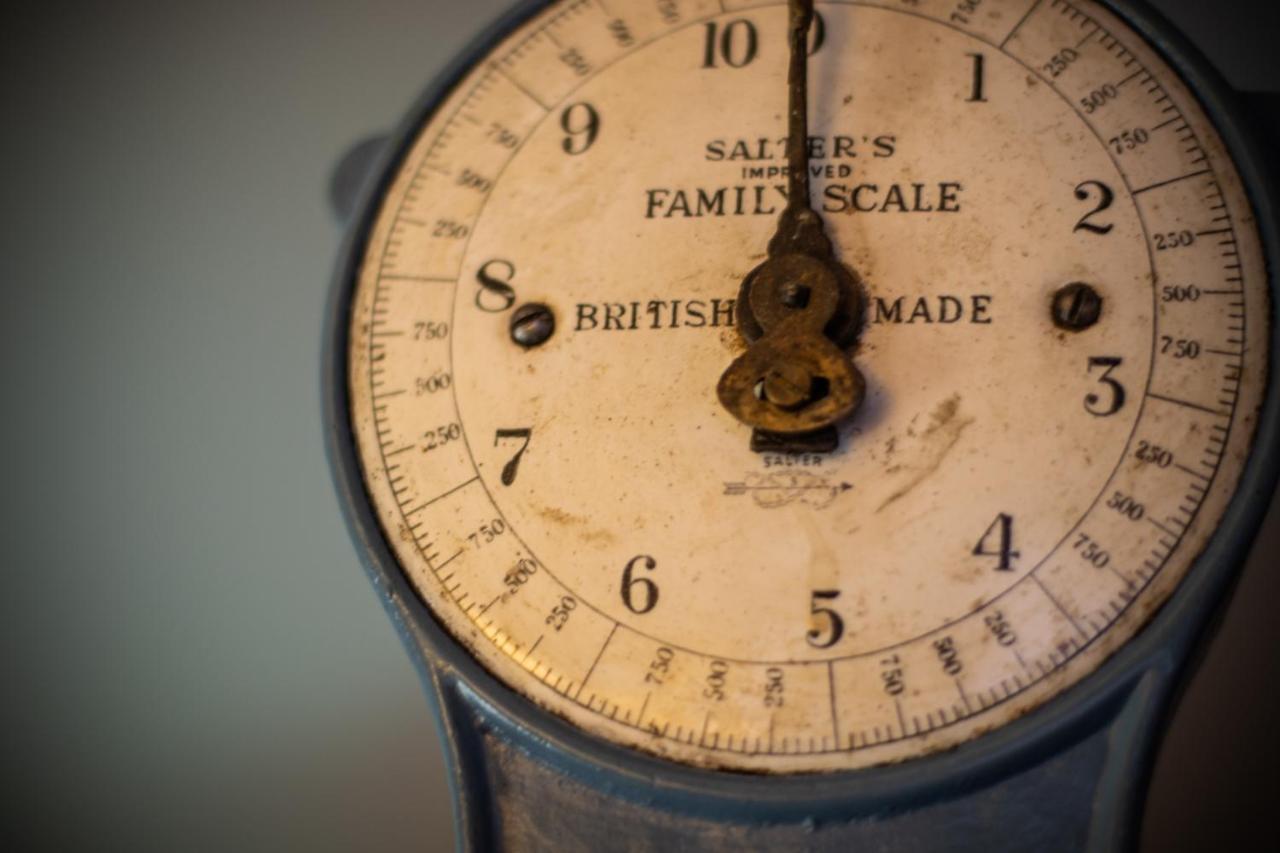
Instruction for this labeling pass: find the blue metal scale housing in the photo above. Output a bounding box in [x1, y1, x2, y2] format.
[324, 1, 1280, 849]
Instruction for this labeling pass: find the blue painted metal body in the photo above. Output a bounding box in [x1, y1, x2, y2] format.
[323, 1, 1280, 849]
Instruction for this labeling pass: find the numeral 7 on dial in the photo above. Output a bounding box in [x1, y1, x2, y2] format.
[494, 428, 532, 485]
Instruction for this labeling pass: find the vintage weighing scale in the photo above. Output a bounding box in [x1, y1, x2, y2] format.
[324, 0, 1279, 848]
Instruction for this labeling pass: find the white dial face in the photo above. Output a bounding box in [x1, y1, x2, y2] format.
[346, 0, 1269, 772]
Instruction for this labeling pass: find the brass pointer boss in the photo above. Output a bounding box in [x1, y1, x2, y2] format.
[717, 0, 865, 453]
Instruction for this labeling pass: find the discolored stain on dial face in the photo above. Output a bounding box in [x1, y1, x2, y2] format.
[347, 0, 1268, 772]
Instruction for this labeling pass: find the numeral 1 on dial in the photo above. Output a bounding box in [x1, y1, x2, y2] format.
[966, 53, 988, 102]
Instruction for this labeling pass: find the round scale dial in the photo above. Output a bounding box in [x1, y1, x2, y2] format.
[346, 0, 1268, 772]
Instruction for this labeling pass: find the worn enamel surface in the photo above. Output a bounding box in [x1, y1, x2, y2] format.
[347, 0, 1268, 772]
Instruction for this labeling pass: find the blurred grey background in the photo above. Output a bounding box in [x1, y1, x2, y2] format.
[3, 1, 1277, 850]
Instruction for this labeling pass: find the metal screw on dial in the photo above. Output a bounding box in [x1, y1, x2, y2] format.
[763, 362, 814, 410]
[1052, 282, 1103, 331]
[510, 302, 556, 348]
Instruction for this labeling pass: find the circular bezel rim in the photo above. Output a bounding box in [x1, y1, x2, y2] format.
[322, 0, 1280, 826]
